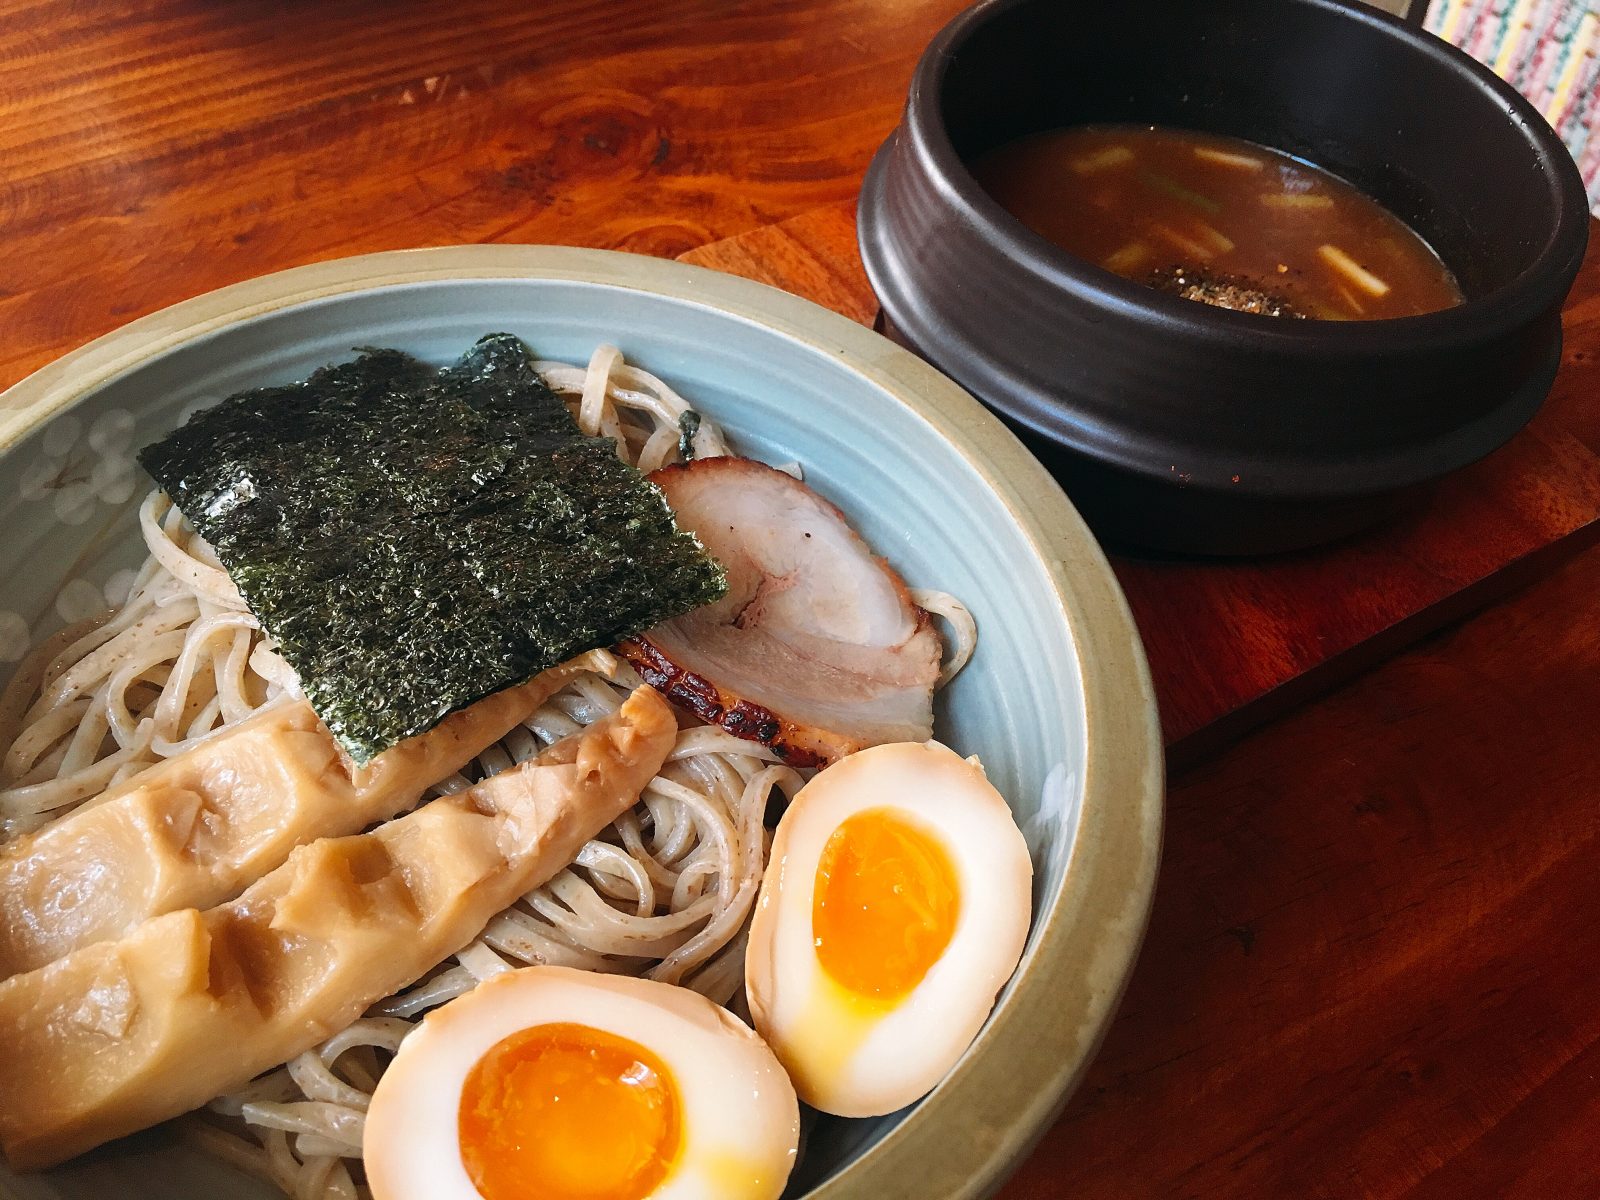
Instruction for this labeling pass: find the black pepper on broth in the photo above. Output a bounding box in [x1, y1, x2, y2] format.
[970, 124, 1464, 320]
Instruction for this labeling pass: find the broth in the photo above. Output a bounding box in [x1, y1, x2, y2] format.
[970, 124, 1463, 320]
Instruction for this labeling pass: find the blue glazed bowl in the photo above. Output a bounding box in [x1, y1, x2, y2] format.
[0, 246, 1161, 1200]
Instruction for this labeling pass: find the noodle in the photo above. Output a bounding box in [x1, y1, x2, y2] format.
[0, 490, 291, 840]
[911, 588, 979, 687]
[0, 345, 972, 1198]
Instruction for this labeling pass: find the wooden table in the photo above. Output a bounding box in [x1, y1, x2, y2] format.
[4, 2, 1597, 1195]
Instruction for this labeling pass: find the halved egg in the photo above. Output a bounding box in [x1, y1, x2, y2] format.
[364, 966, 800, 1200]
[745, 740, 1033, 1117]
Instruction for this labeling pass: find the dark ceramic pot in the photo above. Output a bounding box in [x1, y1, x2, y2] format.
[858, 0, 1591, 555]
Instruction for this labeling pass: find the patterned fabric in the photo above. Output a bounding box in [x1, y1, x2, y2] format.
[1425, 0, 1600, 212]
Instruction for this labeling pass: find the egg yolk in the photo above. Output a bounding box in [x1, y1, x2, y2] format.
[457, 1022, 682, 1200]
[811, 807, 961, 1003]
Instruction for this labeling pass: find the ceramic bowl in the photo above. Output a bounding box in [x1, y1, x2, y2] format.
[0, 246, 1162, 1200]
[858, 0, 1592, 555]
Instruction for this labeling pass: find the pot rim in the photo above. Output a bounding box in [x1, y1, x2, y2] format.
[859, 145, 1565, 500]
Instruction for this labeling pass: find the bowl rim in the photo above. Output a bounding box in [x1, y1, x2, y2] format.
[0, 245, 1165, 1200]
[902, 0, 1591, 352]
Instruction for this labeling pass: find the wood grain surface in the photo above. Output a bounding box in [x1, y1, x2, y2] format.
[3, 1, 1598, 1196]
[1001, 541, 1600, 1200]
[682, 201, 1600, 760]
[0, 0, 966, 389]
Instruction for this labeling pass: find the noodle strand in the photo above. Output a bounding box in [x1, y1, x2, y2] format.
[3, 350, 967, 1200]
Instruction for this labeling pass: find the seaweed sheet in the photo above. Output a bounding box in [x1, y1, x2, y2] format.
[138, 334, 725, 762]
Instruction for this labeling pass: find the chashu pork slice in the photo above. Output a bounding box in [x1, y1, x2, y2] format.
[0, 684, 676, 1173]
[618, 457, 941, 767]
[0, 651, 610, 980]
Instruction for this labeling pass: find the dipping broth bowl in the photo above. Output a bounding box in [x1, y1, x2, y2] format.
[858, 0, 1591, 555]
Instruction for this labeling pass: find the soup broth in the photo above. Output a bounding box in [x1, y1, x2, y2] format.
[971, 124, 1463, 320]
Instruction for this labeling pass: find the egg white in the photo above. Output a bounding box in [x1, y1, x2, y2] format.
[364, 966, 800, 1200]
[745, 741, 1033, 1117]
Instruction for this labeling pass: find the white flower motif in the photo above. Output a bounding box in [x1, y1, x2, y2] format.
[0, 612, 29, 665]
[17, 457, 54, 499]
[17, 406, 140, 521]
[55, 579, 107, 625]
[89, 456, 138, 505]
[88, 409, 136, 457]
[103, 568, 138, 609]
[52, 483, 97, 525]
[18, 454, 62, 503]
[176, 396, 219, 427]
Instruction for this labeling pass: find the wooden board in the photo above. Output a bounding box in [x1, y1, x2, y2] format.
[680, 201, 1600, 761]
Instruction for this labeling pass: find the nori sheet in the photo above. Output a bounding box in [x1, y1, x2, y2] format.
[677, 410, 701, 462]
[138, 334, 725, 763]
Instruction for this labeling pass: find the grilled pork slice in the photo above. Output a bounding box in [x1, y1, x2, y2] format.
[0, 652, 610, 979]
[618, 458, 941, 767]
[0, 684, 675, 1172]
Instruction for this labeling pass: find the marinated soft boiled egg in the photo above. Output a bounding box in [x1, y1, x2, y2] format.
[364, 966, 800, 1200]
[745, 741, 1033, 1117]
